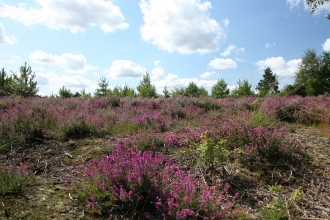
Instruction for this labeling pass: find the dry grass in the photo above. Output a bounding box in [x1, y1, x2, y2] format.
[316, 124, 330, 138]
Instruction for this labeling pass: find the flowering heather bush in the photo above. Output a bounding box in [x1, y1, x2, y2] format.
[1, 95, 329, 151]
[202, 112, 302, 170]
[118, 131, 165, 150]
[260, 96, 330, 125]
[76, 144, 241, 219]
[132, 111, 173, 132]
[0, 163, 32, 195]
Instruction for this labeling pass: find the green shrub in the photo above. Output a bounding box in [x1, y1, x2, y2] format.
[58, 85, 73, 98]
[0, 163, 32, 195]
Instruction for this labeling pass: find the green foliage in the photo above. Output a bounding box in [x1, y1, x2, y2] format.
[94, 76, 111, 97]
[196, 131, 231, 168]
[79, 88, 91, 98]
[268, 185, 283, 194]
[171, 87, 185, 97]
[163, 86, 170, 98]
[58, 85, 73, 98]
[185, 82, 208, 97]
[250, 108, 277, 128]
[256, 67, 279, 97]
[61, 116, 96, 138]
[137, 72, 158, 98]
[112, 85, 135, 97]
[212, 78, 230, 98]
[198, 86, 209, 97]
[294, 49, 330, 96]
[259, 186, 303, 220]
[280, 84, 307, 97]
[232, 79, 254, 98]
[0, 68, 12, 96]
[0, 163, 32, 196]
[10, 62, 39, 97]
[185, 82, 199, 96]
[171, 82, 208, 97]
[306, 0, 330, 12]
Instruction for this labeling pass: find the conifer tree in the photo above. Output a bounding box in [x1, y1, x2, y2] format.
[256, 67, 279, 97]
[232, 79, 254, 98]
[94, 76, 111, 97]
[0, 68, 12, 95]
[137, 72, 158, 98]
[10, 62, 39, 97]
[211, 79, 230, 98]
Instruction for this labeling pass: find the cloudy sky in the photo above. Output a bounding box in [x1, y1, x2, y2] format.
[0, 0, 329, 96]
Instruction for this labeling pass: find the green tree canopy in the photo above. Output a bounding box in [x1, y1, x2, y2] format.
[94, 76, 111, 97]
[79, 88, 91, 98]
[0, 68, 12, 96]
[306, 0, 330, 12]
[256, 67, 279, 97]
[58, 86, 73, 98]
[137, 72, 158, 98]
[171, 87, 185, 97]
[211, 79, 230, 98]
[163, 86, 170, 98]
[232, 79, 254, 98]
[10, 62, 39, 97]
[112, 85, 135, 97]
[294, 49, 330, 96]
[185, 82, 199, 96]
[185, 82, 208, 97]
[280, 84, 307, 97]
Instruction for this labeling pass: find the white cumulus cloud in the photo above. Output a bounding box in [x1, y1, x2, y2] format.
[107, 60, 147, 79]
[139, 0, 223, 54]
[151, 67, 164, 80]
[208, 58, 237, 70]
[255, 56, 301, 77]
[322, 38, 330, 51]
[221, 45, 244, 57]
[30, 50, 96, 74]
[0, 0, 129, 33]
[36, 71, 96, 95]
[0, 22, 17, 45]
[200, 71, 217, 79]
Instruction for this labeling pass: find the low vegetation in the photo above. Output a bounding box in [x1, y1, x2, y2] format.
[0, 95, 329, 219]
[0, 49, 329, 219]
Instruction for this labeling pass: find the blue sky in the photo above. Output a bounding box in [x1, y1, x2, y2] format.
[0, 0, 329, 96]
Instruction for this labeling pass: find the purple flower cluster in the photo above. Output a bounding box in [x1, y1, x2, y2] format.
[80, 144, 240, 219]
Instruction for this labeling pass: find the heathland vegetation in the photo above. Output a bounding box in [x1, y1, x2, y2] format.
[0, 48, 330, 219]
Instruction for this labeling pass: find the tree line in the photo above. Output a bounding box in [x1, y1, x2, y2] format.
[1, 49, 329, 98]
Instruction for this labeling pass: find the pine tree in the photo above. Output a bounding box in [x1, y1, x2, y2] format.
[0, 68, 12, 95]
[58, 86, 73, 98]
[256, 67, 279, 97]
[185, 82, 208, 97]
[211, 79, 230, 98]
[94, 76, 111, 97]
[163, 86, 170, 98]
[232, 79, 254, 98]
[10, 62, 39, 97]
[137, 72, 158, 98]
